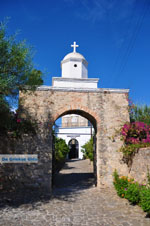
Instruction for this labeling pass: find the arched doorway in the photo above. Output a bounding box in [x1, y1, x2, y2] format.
[53, 109, 98, 186]
[68, 139, 79, 159]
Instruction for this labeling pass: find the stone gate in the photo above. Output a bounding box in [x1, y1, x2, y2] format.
[19, 86, 129, 191]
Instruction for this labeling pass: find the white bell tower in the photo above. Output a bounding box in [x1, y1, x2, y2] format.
[52, 42, 99, 89]
[61, 41, 88, 79]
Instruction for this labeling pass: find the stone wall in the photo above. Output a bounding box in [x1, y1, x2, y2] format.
[98, 91, 130, 186]
[0, 87, 131, 193]
[129, 148, 150, 184]
[1, 86, 149, 193]
[0, 134, 52, 192]
[1, 137, 150, 192]
[18, 87, 130, 190]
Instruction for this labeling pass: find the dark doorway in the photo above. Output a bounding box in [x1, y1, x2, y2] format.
[68, 139, 79, 159]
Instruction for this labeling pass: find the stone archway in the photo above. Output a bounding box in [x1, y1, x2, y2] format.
[52, 108, 98, 186]
[19, 87, 129, 192]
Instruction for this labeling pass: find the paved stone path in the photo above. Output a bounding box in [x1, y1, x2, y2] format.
[0, 159, 150, 226]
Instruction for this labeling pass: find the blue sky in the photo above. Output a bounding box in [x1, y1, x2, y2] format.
[1, 0, 150, 105]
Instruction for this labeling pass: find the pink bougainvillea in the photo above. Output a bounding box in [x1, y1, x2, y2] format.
[121, 122, 150, 145]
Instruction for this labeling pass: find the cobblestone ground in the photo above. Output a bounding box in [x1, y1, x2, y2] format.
[0, 159, 150, 226]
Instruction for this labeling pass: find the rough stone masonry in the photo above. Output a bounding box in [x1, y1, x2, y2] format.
[17, 86, 130, 192]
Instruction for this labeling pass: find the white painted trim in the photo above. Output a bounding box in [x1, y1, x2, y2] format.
[52, 77, 99, 83]
[36, 86, 129, 93]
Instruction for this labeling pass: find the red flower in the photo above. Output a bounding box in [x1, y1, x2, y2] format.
[121, 121, 150, 145]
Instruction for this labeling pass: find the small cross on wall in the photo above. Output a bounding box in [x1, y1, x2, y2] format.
[71, 41, 79, 53]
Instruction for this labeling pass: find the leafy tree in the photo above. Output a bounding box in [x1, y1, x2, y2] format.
[0, 19, 43, 97]
[81, 137, 93, 161]
[0, 19, 43, 134]
[0, 95, 11, 133]
[130, 105, 150, 125]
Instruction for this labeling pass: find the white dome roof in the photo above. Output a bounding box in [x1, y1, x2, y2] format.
[63, 52, 86, 61]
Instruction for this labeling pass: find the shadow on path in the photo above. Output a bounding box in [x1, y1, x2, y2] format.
[52, 159, 95, 201]
[0, 189, 51, 209]
[0, 159, 94, 208]
[53, 172, 94, 189]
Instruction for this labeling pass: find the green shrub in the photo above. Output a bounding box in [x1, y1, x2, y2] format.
[140, 188, 150, 213]
[52, 136, 69, 174]
[113, 170, 129, 198]
[113, 170, 150, 215]
[81, 137, 93, 161]
[125, 183, 140, 204]
[130, 105, 150, 125]
[2, 111, 37, 138]
[147, 168, 150, 188]
[120, 143, 150, 158]
[54, 137, 69, 162]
